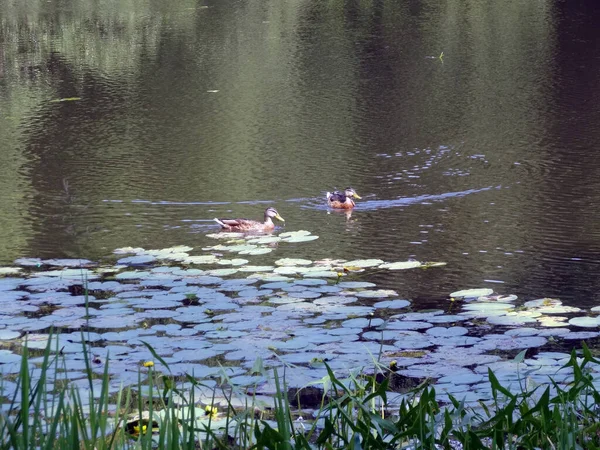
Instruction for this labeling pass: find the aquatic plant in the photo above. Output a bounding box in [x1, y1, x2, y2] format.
[2, 335, 600, 449]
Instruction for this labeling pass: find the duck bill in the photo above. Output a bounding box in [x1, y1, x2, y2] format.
[353, 193, 362, 199]
[275, 214, 285, 222]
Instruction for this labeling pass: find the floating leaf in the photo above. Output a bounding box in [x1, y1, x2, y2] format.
[206, 232, 245, 240]
[568, 317, 599, 328]
[278, 230, 311, 238]
[217, 259, 249, 266]
[281, 235, 319, 243]
[420, 261, 448, 269]
[302, 271, 338, 278]
[275, 258, 313, 266]
[237, 266, 274, 273]
[182, 255, 219, 264]
[240, 248, 273, 255]
[344, 259, 384, 268]
[373, 299, 410, 309]
[462, 302, 515, 312]
[50, 97, 81, 103]
[206, 268, 238, 277]
[14, 258, 43, 267]
[356, 289, 398, 298]
[450, 288, 494, 299]
[537, 316, 569, 328]
[487, 314, 538, 326]
[379, 261, 422, 270]
[246, 236, 281, 245]
[426, 327, 469, 337]
[337, 281, 376, 289]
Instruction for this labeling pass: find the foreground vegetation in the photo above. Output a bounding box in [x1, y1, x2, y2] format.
[1, 334, 600, 450]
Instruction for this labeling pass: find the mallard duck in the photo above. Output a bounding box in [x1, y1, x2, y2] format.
[326, 187, 361, 209]
[214, 207, 285, 232]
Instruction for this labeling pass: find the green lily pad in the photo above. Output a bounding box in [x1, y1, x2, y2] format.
[462, 302, 515, 311]
[344, 259, 385, 268]
[207, 269, 238, 276]
[302, 271, 339, 278]
[182, 255, 219, 264]
[379, 261, 423, 270]
[275, 258, 313, 266]
[240, 248, 273, 255]
[568, 317, 599, 328]
[450, 288, 494, 299]
[281, 235, 319, 243]
[246, 236, 282, 245]
[237, 266, 275, 273]
[356, 289, 398, 298]
[278, 230, 311, 238]
[537, 316, 569, 327]
[217, 259, 249, 266]
[206, 232, 245, 239]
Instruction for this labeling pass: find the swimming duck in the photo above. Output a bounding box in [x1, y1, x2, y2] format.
[214, 207, 285, 232]
[326, 187, 361, 209]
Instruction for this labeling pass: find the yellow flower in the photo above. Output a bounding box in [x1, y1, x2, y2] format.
[204, 405, 218, 420]
[131, 423, 147, 437]
[143, 361, 154, 368]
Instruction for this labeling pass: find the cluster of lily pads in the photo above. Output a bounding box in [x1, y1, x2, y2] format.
[1, 231, 600, 414]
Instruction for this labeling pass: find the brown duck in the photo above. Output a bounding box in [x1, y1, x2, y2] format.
[326, 187, 361, 209]
[214, 207, 285, 232]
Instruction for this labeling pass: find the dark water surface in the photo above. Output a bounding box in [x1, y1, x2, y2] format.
[1, 0, 600, 307]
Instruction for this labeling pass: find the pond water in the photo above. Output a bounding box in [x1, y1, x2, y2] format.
[1, 0, 600, 309]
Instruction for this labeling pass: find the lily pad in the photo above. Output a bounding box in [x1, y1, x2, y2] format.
[373, 299, 410, 309]
[238, 266, 274, 273]
[568, 317, 599, 328]
[275, 258, 313, 266]
[356, 289, 398, 298]
[182, 255, 219, 264]
[281, 235, 319, 243]
[344, 259, 385, 268]
[217, 259, 249, 266]
[426, 327, 469, 337]
[239, 248, 274, 255]
[117, 255, 156, 265]
[206, 269, 238, 277]
[379, 261, 422, 270]
[206, 232, 245, 240]
[246, 236, 282, 245]
[278, 230, 311, 238]
[462, 302, 515, 311]
[450, 288, 494, 299]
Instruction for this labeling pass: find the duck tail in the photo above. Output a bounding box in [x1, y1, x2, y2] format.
[326, 191, 332, 200]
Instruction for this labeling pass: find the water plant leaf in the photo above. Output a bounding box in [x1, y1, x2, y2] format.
[344, 259, 384, 268]
[568, 317, 599, 328]
[281, 235, 319, 243]
[450, 288, 494, 299]
[246, 236, 282, 245]
[373, 299, 410, 309]
[379, 261, 422, 270]
[274, 258, 313, 266]
[117, 255, 156, 265]
[50, 97, 81, 102]
[278, 230, 311, 238]
[217, 258, 249, 266]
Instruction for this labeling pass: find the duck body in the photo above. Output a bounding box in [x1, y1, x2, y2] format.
[326, 187, 361, 209]
[214, 207, 284, 232]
